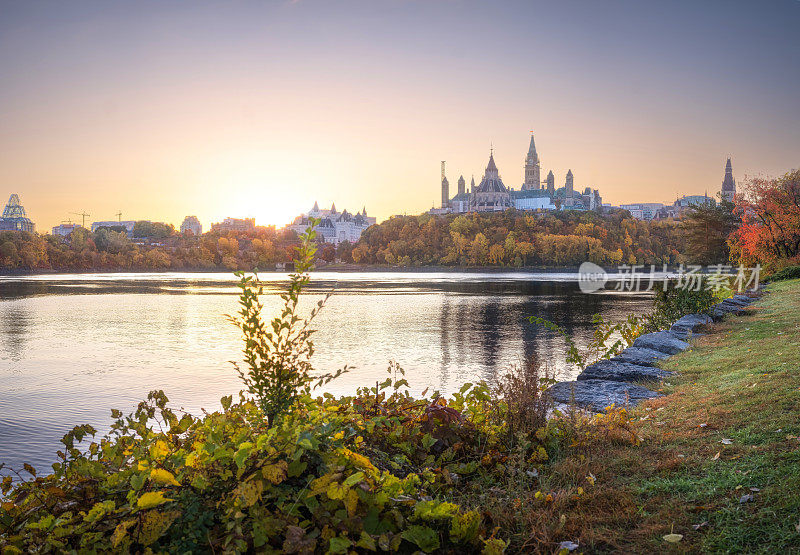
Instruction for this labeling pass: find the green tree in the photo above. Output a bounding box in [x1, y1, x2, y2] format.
[682, 200, 739, 264]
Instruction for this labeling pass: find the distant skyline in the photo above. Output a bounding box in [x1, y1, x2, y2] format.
[1, 0, 799, 231]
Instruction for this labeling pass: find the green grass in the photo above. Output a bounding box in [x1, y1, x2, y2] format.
[558, 279, 800, 552]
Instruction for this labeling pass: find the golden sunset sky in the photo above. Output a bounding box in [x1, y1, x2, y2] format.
[1, 0, 798, 231]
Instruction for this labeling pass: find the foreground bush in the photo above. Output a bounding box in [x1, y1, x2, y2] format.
[0, 225, 643, 553]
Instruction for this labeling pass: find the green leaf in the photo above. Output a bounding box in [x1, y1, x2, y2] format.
[328, 535, 352, 554]
[402, 525, 440, 552]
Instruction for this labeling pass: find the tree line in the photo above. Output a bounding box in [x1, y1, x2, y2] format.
[2, 168, 798, 273]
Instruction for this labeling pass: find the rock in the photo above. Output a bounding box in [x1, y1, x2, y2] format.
[546, 379, 660, 410]
[731, 294, 752, 304]
[671, 313, 713, 338]
[578, 359, 672, 382]
[710, 300, 746, 319]
[724, 296, 750, 307]
[615, 346, 671, 367]
[633, 331, 691, 355]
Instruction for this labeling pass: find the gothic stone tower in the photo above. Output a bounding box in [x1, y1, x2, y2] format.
[441, 176, 450, 209]
[721, 157, 736, 203]
[457, 175, 466, 196]
[523, 133, 541, 190]
[565, 169, 574, 195]
[546, 170, 555, 194]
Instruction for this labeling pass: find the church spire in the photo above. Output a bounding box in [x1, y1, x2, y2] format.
[721, 157, 736, 203]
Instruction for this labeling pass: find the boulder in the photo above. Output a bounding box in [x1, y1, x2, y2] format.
[633, 331, 691, 355]
[615, 346, 671, 367]
[731, 294, 753, 304]
[546, 379, 660, 411]
[578, 359, 673, 382]
[710, 300, 746, 319]
[724, 296, 750, 307]
[670, 313, 713, 339]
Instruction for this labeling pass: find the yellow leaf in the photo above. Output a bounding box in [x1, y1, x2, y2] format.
[111, 519, 136, 548]
[137, 510, 180, 546]
[262, 460, 288, 484]
[309, 472, 339, 496]
[236, 479, 263, 508]
[344, 489, 358, 516]
[185, 451, 200, 468]
[149, 440, 170, 461]
[136, 491, 172, 510]
[150, 468, 181, 487]
[663, 533, 683, 543]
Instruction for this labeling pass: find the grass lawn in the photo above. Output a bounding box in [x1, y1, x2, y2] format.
[548, 279, 800, 552]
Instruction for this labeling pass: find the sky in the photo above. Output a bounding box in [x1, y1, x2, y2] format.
[1, 0, 799, 231]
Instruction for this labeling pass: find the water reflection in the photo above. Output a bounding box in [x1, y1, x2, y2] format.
[0, 272, 653, 473]
[1, 304, 30, 364]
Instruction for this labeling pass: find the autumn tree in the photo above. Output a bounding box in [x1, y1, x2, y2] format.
[730, 169, 800, 268]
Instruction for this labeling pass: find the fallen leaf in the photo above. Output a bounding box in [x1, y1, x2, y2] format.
[721, 438, 733, 445]
[749, 487, 760, 492]
[739, 494, 754, 503]
[692, 521, 708, 531]
[663, 533, 683, 543]
[712, 451, 721, 460]
[558, 540, 579, 551]
[699, 423, 708, 428]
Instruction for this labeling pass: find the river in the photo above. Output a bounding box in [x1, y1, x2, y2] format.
[0, 271, 652, 473]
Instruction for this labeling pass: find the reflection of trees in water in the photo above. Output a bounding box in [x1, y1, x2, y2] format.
[1, 303, 30, 363]
[438, 296, 451, 388]
[435, 281, 646, 385]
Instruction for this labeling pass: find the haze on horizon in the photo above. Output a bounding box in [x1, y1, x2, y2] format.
[1, 0, 798, 231]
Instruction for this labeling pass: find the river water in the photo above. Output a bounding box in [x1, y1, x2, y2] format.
[0, 272, 652, 473]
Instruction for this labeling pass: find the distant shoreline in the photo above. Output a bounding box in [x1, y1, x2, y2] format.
[1, 265, 614, 277]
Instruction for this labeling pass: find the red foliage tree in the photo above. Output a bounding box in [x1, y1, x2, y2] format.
[730, 169, 800, 268]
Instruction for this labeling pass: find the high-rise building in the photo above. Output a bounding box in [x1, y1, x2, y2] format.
[457, 175, 466, 196]
[0, 194, 35, 232]
[565, 169, 574, 195]
[441, 175, 450, 209]
[546, 170, 555, 194]
[721, 157, 736, 203]
[522, 133, 541, 190]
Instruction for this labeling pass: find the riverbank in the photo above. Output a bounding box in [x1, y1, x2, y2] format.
[2, 279, 797, 552]
[546, 278, 800, 551]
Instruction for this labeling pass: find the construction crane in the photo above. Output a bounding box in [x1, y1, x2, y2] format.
[115, 211, 122, 223]
[70, 211, 90, 228]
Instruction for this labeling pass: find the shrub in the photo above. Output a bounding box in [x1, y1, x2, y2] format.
[230, 220, 343, 426]
[768, 264, 800, 282]
[645, 280, 718, 331]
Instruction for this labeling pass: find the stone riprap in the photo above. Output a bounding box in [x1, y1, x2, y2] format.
[615, 346, 671, 367]
[547, 379, 661, 410]
[578, 359, 673, 382]
[547, 294, 756, 411]
[670, 314, 713, 339]
[633, 331, 691, 355]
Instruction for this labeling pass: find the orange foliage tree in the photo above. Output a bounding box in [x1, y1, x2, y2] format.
[730, 169, 800, 269]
